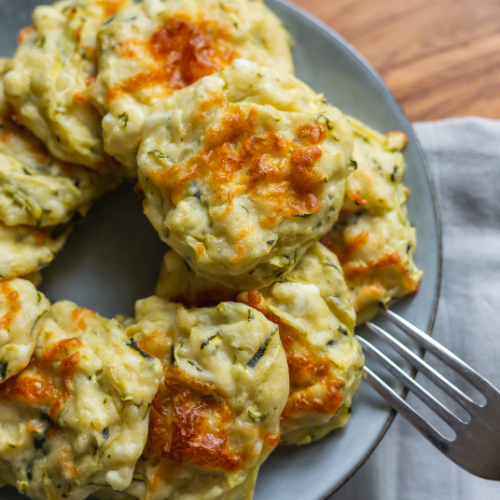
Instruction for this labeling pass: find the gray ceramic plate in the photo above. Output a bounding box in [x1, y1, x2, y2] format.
[0, 0, 441, 499]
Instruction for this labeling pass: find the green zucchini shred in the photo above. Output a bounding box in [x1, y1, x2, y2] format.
[248, 409, 268, 423]
[0, 361, 7, 381]
[118, 111, 129, 128]
[247, 325, 278, 368]
[170, 343, 175, 365]
[188, 360, 203, 372]
[29, 312, 46, 337]
[32, 426, 48, 454]
[201, 333, 220, 350]
[148, 150, 175, 162]
[316, 114, 334, 130]
[102, 15, 115, 26]
[127, 338, 151, 359]
[338, 325, 348, 336]
[26, 458, 35, 481]
[36, 34, 45, 48]
[391, 166, 398, 182]
[325, 261, 341, 272]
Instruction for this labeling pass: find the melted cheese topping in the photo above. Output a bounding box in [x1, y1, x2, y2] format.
[3, 0, 132, 173]
[150, 108, 327, 225]
[0, 222, 71, 281]
[0, 279, 49, 383]
[118, 298, 288, 500]
[90, 0, 294, 169]
[156, 244, 364, 445]
[322, 117, 423, 324]
[0, 58, 119, 227]
[139, 59, 353, 290]
[148, 367, 244, 472]
[0, 300, 162, 500]
[105, 18, 237, 102]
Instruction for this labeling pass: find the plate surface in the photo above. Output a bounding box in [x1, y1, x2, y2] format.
[0, 0, 441, 499]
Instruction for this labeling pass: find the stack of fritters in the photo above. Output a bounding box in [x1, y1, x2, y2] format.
[0, 57, 118, 281]
[0, 288, 163, 500]
[0, 1, 422, 499]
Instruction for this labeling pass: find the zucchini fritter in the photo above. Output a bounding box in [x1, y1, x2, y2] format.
[113, 297, 289, 500]
[0, 301, 163, 500]
[139, 59, 354, 290]
[0, 59, 119, 228]
[322, 117, 423, 323]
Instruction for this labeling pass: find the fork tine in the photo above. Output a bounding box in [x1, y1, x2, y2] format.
[366, 322, 478, 413]
[357, 335, 463, 428]
[363, 366, 451, 453]
[381, 307, 500, 400]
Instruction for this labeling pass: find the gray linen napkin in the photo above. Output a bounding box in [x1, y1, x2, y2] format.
[333, 117, 500, 500]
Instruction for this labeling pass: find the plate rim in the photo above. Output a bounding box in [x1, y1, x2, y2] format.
[269, 0, 444, 497]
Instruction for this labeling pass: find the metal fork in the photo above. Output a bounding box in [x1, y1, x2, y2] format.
[356, 305, 500, 480]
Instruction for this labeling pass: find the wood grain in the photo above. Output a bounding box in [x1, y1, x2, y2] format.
[291, 0, 500, 121]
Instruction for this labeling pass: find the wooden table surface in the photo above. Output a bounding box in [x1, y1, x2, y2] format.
[292, 0, 500, 122]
